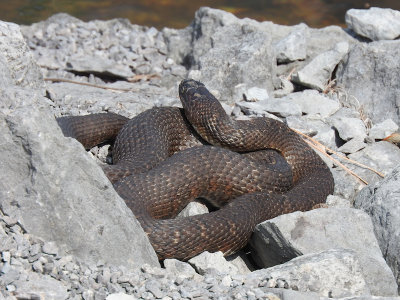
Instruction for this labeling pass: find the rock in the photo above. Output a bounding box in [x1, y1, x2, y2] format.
[325, 195, 351, 208]
[369, 119, 399, 140]
[330, 116, 367, 141]
[0, 88, 158, 268]
[284, 90, 340, 119]
[187, 8, 277, 102]
[244, 87, 269, 102]
[163, 259, 200, 280]
[248, 249, 369, 297]
[188, 251, 239, 275]
[42, 241, 59, 256]
[225, 252, 253, 274]
[251, 208, 398, 296]
[0, 21, 45, 93]
[355, 164, 400, 289]
[285, 116, 318, 136]
[345, 7, 400, 41]
[337, 137, 366, 154]
[66, 55, 135, 79]
[176, 201, 209, 218]
[47, 81, 169, 119]
[106, 293, 136, 300]
[336, 40, 400, 125]
[274, 77, 295, 98]
[292, 42, 349, 91]
[14, 273, 69, 300]
[275, 24, 308, 63]
[237, 98, 301, 118]
[347, 142, 400, 185]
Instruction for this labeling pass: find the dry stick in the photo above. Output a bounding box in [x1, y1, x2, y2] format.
[293, 129, 384, 177]
[44, 77, 137, 92]
[292, 129, 385, 185]
[303, 138, 368, 185]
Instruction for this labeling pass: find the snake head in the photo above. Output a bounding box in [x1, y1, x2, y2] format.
[178, 79, 222, 116]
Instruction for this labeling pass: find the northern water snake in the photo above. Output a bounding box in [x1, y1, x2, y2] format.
[57, 79, 334, 260]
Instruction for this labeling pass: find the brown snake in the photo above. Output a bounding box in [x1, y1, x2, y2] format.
[57, 79, 334, 260]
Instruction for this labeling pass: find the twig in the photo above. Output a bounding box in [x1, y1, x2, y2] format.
[292, 128, 385, 184]
[44, 78, 137, 92]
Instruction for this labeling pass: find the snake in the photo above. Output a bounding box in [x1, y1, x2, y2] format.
[57, 79, 334, 261]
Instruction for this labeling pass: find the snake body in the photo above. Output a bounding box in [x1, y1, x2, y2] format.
[57, 79, 334, 260]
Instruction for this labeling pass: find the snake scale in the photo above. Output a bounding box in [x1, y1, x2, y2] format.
[57, 79, 334, 260]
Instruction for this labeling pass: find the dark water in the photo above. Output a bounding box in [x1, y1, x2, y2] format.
[1, 0, 400, 29]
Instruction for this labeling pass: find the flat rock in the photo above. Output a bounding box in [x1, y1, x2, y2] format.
[337, 137, 366, 154]
[292, 42, 349, 91]
[248, 249, 369, 298]
[237, 98, 301, 118]
[284, 90, 340, 119]
[14, 273, 69, 300]
[345, 7, 400, 41]
[336, 40, 400, 125]
[369, 119, 399, 140]
[251, 208, 397, 296]
[66, 55, 135, 79]
[355, 164, 400, 289]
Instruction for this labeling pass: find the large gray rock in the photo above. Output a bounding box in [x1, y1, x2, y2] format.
[0, 87, 159, 269]
[345, 7, 400, 41]
[336, 41, 400, 125]
[251, 208, 398, 296]
[0, 21, 45, 92]
[247, 249, 369, 297]
[275, 23, 308, 63]
[193, 22, 276, 103]
[355, 164, 400, 289]
[0, 21, 159, 269]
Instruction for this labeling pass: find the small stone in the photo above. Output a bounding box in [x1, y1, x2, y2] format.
[188, 251, 239, 275]
[32, 260, 44, 273]
[177, 202, 209, 218]
[2, 216, 18, 227]
[42, 241, 59, 256]
[2, 251, 11, 263]
[29, 243, 42, 257]
[244, 87, 269, 102]
[82, 289, 95, 300]
[6, 284, 16, 292]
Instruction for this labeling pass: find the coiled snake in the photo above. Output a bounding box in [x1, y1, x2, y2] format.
[57, 79, 334, 260]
